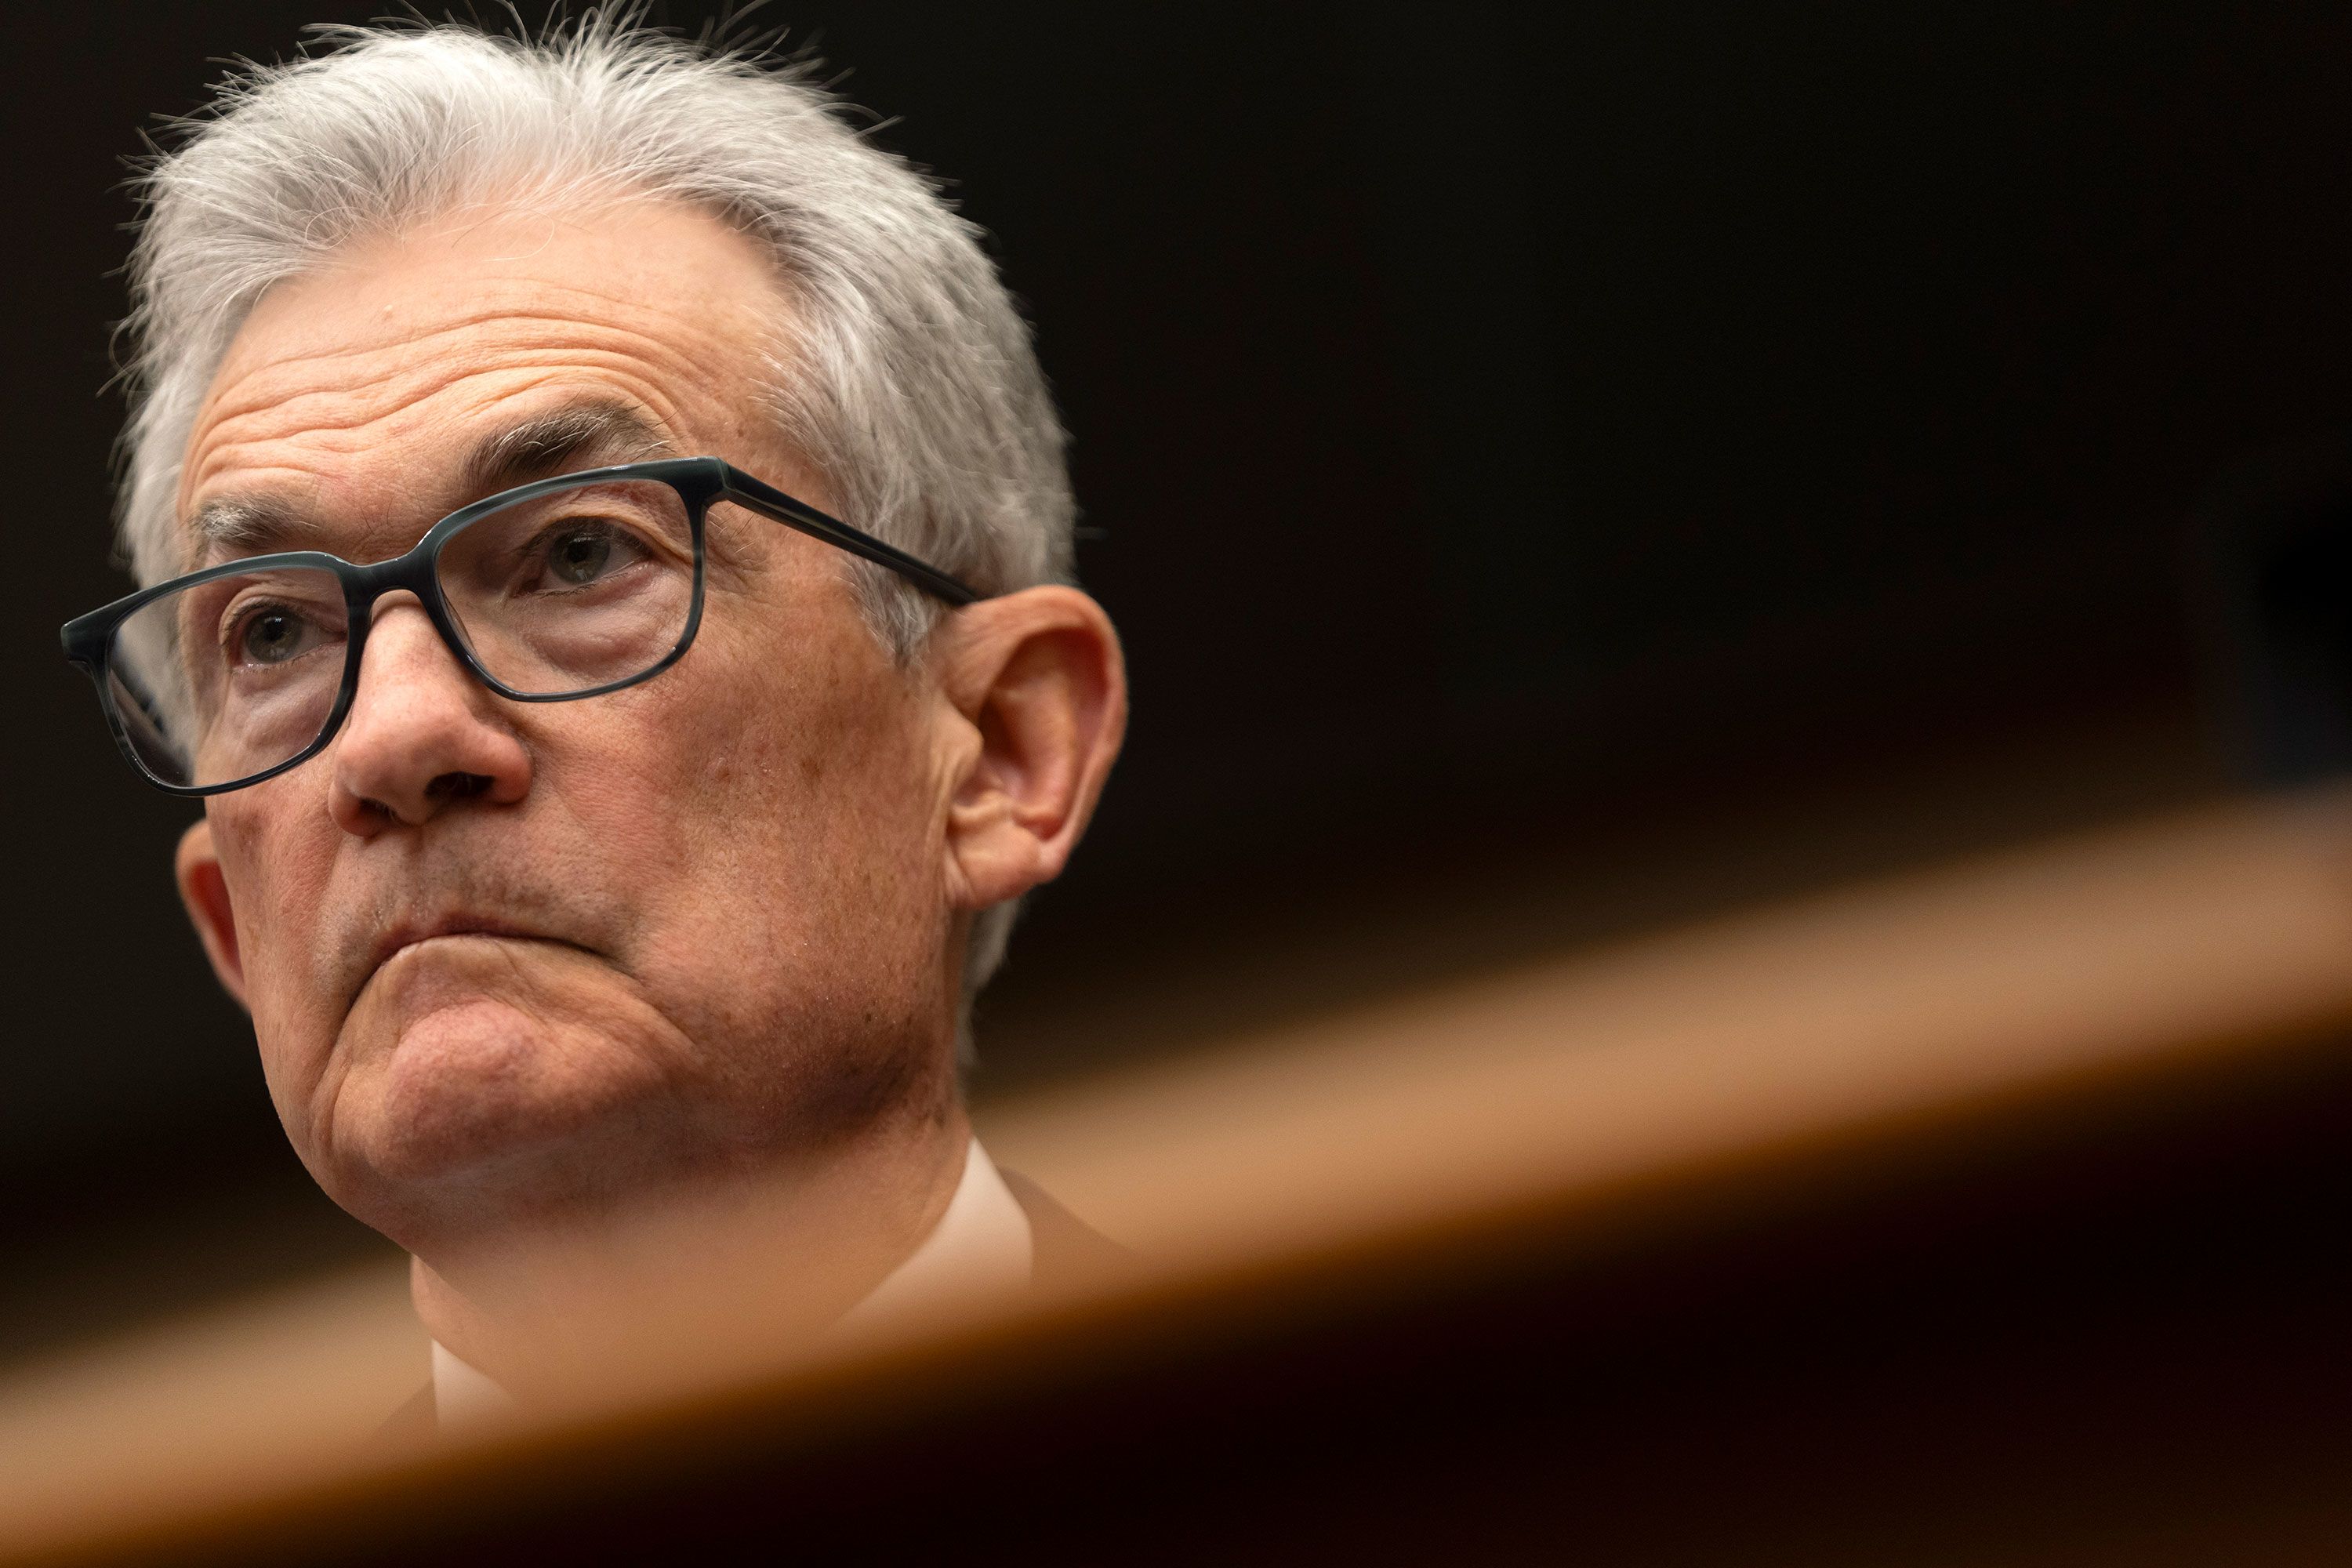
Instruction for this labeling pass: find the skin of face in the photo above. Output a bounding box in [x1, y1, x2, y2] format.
[165, 197, 1125, 1359]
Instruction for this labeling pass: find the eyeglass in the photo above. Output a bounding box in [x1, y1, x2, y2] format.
[59, 457, 981, 797]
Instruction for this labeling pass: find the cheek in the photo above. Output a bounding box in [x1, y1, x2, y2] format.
[592, 593, 945, 1036]
[208, 787, 344, 1076]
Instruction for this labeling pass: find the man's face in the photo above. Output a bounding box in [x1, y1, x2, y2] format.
[176, 198, 965, 1247]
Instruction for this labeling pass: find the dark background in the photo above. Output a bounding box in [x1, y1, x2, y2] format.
[8, 2, 2352, 1355]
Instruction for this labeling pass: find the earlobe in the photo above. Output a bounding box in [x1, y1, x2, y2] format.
[175, 818, 249, 1009]
[940, 587, 1128, 911]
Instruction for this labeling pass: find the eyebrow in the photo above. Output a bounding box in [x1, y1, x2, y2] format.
[461, 401, 676, 495]
[187, 401, 679, 561]
[190, 494, 310, 554]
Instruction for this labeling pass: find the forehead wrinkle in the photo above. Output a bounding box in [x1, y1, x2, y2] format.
[184, 353, 706, 503]
[180, 221, 794, 546]
[201, 269, 772, 392]
[194, 312, 723, 440]
[182, 378, 701, 571]
[230, 298, 737, 381]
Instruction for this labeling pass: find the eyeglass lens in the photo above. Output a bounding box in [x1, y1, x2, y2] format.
[103, 477, 699, 790]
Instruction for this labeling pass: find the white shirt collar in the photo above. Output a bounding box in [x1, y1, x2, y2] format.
[430, 1335, 515, 1429]
[833, 1136, 1033, 1332]
[429, 1138, 1030, 1428]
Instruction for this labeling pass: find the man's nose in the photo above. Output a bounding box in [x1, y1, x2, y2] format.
[328, 597, 532, 834]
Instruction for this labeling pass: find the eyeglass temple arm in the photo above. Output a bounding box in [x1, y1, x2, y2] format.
[717, 466, 982, 607]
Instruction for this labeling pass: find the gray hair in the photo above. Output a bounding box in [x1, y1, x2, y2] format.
[115, 15, 1073, 1015]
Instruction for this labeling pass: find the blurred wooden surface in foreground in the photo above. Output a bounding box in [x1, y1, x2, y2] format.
[9, 791, 2352, 1564]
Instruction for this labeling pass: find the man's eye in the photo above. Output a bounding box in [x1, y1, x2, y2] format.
[532, 521, 649, 590]
[230, 604, 318, 666]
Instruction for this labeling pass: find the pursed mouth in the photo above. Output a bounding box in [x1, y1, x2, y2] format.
[354, 922, 601, 1008]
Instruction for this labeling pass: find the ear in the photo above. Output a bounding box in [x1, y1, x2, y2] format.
[175, 818, 249, 1009]
[936, 586, 1127, 911]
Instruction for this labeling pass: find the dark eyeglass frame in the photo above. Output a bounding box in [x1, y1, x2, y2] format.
[59, 456, 982, 797]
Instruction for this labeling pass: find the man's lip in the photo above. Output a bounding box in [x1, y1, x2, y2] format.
[363, 920, 581, 982]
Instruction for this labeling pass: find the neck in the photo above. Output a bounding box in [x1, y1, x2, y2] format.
[410, 1105, 972, 1403]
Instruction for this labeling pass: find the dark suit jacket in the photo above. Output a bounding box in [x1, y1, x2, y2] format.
[380, 1171, 1121, 1440]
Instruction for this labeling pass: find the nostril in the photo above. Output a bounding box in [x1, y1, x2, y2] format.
[426, 771, 494, 803]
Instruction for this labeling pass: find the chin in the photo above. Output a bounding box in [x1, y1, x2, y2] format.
[340, 996, 672, 1196]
